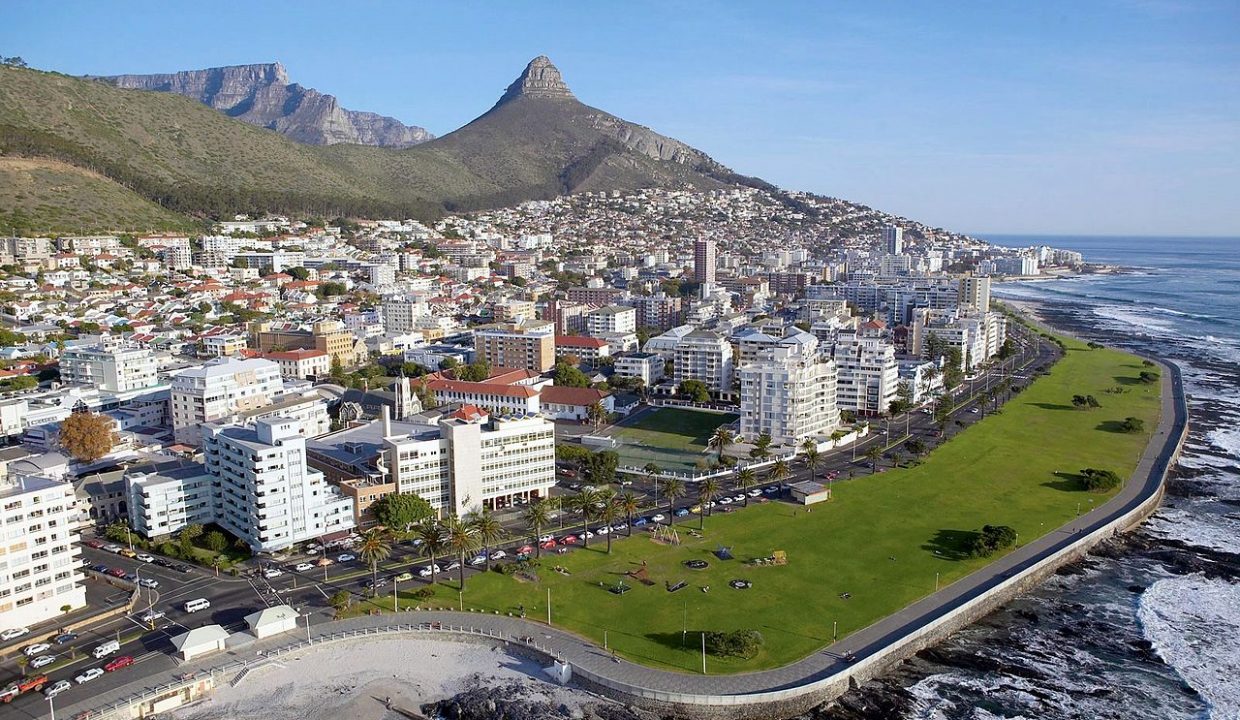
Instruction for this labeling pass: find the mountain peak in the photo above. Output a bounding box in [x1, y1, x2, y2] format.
[496, 55, 575, 106]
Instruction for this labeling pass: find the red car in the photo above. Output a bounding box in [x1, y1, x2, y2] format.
[561, 535, 579, 545]
[104, 656, 133, 672]
[85, 539, 105, 549]
[539, 539, 557, 550]
[108, 567, 127, 578]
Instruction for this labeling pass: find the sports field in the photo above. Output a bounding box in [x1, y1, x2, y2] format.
[386, 339, 1161, 673]
[605, 407, 739, 473]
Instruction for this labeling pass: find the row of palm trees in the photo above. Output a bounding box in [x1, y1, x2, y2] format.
[355, 507, 508, 592]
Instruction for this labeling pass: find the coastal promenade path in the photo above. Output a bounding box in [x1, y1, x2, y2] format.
[61, 359, 1187, 719]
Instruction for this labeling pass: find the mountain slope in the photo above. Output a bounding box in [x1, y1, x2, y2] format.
[0, 57, 763, 228]
[98, 63, 433, 148]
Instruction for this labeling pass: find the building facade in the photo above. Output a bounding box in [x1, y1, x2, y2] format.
[0, 475, 85, 628]
[170, 357, 285, 446]
[739, 336, 839, 446]
[473, 319, 555, 372]
[59, 337, 160, 393]
[832, 331, 900, 415]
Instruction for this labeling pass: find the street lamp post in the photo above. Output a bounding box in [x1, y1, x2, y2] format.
[47, 694, 55, 720]
[546, 588, 551, 625]
[304, 613, 312, 644]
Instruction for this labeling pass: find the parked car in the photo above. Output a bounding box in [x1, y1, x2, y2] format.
[468, 554, 487, 566]
[490, 550, 506, 560]
[104, 655, 134, 672]
[263, 567, 284, 578]
[23, 643, 51, 657]
[80, 557, 93, 567]
[138, 578, 159, 589]
[539, 539, 557, 549]
[651, 514, 666, 523]
[674, 508, 690, 517]
[596, 526, 610, 535]
[43, 680, 71, 700]
[139, 610, 165, 623]
[747, 489, 763, 497]
[118, 548, 137, 558]
[107, 567, 127, 578]
[443, 561, 461, 572]
[135, 553, 155, 563]
[392, 571, 414, 583]
[53, 632, 78, 645]
[417, 565, 440, 578]
[560, 535, 579, 545]
[30, 655, 56, 669]
[732, 494, 745, 503]
[632, 517, 648, 527]
[336, 553, 356, 563]
[612, 523, 627, 531]
[103, 544, 122, 553]
[718, 497, 733, 505]
[0, 627, 30, 642]
[763, 486, 779, 494]
[538, 534, 555, 543]
[84, 539, 105, 549]
[74, 668, 104, 685]
[294, 562, 314, 572]
[91, 564, 109, 574]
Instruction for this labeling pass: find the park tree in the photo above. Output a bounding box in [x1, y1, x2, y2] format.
[586, 401, 608, 431]
[203, 530, 228, 553]
[662, 478, 686, 524]
[58, 411, 117, 463]
[456, 359, 491, 382]
[358, 528, 393, 591]
[1119, 417, 1145, 433]
[708, 427, 734, 463]
[179, 523, 204, 554]
[552, 360, 592, 388]
[679, 379, 710, 403]
[329, 590, 351, 614]
[1079, 467, 1123, 491]
[371, 492, 433, 534]
[966, 525, 1018, 558]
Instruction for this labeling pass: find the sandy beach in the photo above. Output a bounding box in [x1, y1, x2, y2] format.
[171, 637, 614, 720]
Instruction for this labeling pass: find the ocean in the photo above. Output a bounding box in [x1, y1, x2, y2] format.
[815, 236, 1240, 720]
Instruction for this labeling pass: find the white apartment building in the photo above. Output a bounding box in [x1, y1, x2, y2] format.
[958, 275, 992, 313]
[201, 335, 248, 357]
[613, 352, 665, 386]
[384, 406, 555, 515]
[202, 418, 354, 553]
[170, 357, 284, 446]
[265, 349, 331, 380]
[586, 305, 637, 336]
[673, 329, 734, 396]
[59, 337, 160, 393]
[233, 393, 332, 439]
[0, 475, 85, 628]
[739, 335, 839, 446]
[125, 464, 216, 538]
[910, 309, 1006, 371]
[832, 331, 900, 415]
[2, 237, 53, 264]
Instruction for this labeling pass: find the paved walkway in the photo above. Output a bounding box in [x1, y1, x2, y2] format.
[62, 357, 1186, 717]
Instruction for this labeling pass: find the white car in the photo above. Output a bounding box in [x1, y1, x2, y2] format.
[732, 494, 745, 503]
[490, 550, 506, 560]
[718, 497, 733, 505]
[135, 553, 155, 563]
[468, 554, 487, 566]
[747, 489, 762, 497]
[140, 610, 165, 623]
[336, 553, 356, 563]
[418, 564, 440, 578]
[43, 680, 71, 700]
[596, 526, 610, 535]
[304, 546, 319, 555]
[104, 544, 123, 553]
[612, 523, 627, 531]
[444, 561, 461, 572]
[538, 534, 554, 543]
[263, 567, 284, 578]
[0, 627, 30, 641]
[294, 562, 314, 572]
[138, 578, 159, 589]
[582, 530, 595, 539]
[30, 654, 56, 669]
[24, 642, 51, 657]
[651, 514, 666, 523]
[75, 667, 105, 684]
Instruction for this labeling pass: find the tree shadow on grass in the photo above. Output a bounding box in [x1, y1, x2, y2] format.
[922, 529, 980, 561]
[1095, 420, 1131, 433]
[646, 630, 714, 652]
[1042, 472, 1087, 492]
[1028, 402, 1075, 411]
[1114, 375, 1142, 386]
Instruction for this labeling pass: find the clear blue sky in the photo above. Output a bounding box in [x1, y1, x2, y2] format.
[4, 1, 1238, 236]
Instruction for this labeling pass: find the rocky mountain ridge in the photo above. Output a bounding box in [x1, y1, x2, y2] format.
[98, 62, 433, 148]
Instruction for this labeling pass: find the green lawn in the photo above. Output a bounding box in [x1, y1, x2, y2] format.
[378, 340, 1160, 673]
[606, 408, 739, 472]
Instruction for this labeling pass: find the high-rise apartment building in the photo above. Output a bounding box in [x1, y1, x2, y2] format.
[474, 319, 555, 372]
[832, 331, 900, 415]
[739, 334, 839, 446]
[59, 336, 160, 393]
[0, 475, 85, 628]
[202, 418, 355, 553]
[673, 329, 734, 395]
[883, 225, 904, 255]
[694, 238, 717, 284]
[586, 305, 637, 336]
[383, 296, 430, 336]
[958, 275, 992, 313]
[170, 357, 284, 446]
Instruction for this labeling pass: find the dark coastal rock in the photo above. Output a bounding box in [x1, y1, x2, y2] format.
[424, 681, 658, 720]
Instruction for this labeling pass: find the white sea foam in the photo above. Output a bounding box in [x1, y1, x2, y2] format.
[1138, 576, 1240, 720]
[1092, 305, 1179, 334]
[1145, 504, 1240, 553]
[1205, 425, 1240, 460]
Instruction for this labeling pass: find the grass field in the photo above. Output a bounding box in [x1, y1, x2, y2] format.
[606, 408, 739, 472]
[381, 340, 1161, 673]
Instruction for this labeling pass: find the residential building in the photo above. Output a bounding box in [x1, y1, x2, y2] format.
[738, 334, 839, 446]
[0, 474, 85, 628]
[566, 286, 624, 306]
[832, 331, 900, 415]
[382, 296, 430, 336]
[125, 463, 216, 538]
[554, 335, 611, 367]
[170, 357, 284, 446]
[673, 329, 734, 396]
[2, 237, 53, 264]
[958, 275, 992, 313]
[265, 349, 331, 380]
[59, 336, 160, 393]
[586, 305, 636, 336]
[634, 292, 682, 331]
[201, 334, 248, 358]
[883, 225, 904, 255]
[249, 320, 363, 368]
[493, 300, 537, 323]
[694, 238, 717, 284]
[474, 319, 555, 372]
[202, 417, 355, 553]
[412, 376, 539, 417]
[613, 352, 665, 386]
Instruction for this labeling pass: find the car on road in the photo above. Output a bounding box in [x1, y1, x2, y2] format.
[596, 525, 610, 535]
[294, 562, 314, 572]
[138, 578, 159, 589]
[651, 514, 666, 523]
[263, 567, 284, 578]
[539, 538, 557, 549]
[468, 554, 487, 566]
[538, 534, 554, 543]
[43, 680, 71, 700]
[417, 565, 440, 578]
[135, 553, 155, 563]
[304, 545, 319, 555]
[763, 486, 779, 494]
[84, 539, 105, 549]
[674, 508, 690, 517]
[108, 567, 127, 578]
[362, 577, 390, 589]
[732, 494, 745, 503]
[632, 517, 648, 527]
[23, 642, 51, 657]
[0, 627, 30, 641]
[336, 553, 356, 563]
[718, 497, 733, 505]
[119, 548, 138, 558]
[74, 668, 104, 685]
[103, 544, 122, 553]
[53, 632, 78, 645]
[747, 489, 762, 497]
[104, 655, 134, 672]
[561, 535, 579, 545]
[970, 407, 980, 414]
[490, 550, 507, 560]
[30, 655, 56, 669]
[443, 561, 461, 572]
[392, 571, 414, 583]
[1, 674, 48, 703]
[91, 563, 109, 574]
[140, 610, 165, 623]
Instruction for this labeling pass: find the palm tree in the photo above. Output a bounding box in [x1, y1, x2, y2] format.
[357, 528, 392, 593]
[769, 458, 790, 485]
[801, 439, 821, 478]
[468, 508, 505, 572]
[708, 427, 735, 464]
[411, 519, 445, 584]
[599, 496, 621, 553]
[644, 462, 661, 507]
[522, 499, 553, 559]
[697, 477, 722, 529]
[734, 467, 757, 506]
[865, 445, 883, 474]
[663, 478, 686, 525]
[442, 515, 479, 590]
[569, 487, 602, 548]
[617, 490, 641, 537]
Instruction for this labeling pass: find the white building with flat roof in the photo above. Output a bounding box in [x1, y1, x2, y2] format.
[586, 305, 637, 336]
[125, 464, 216, 538]
[673, 329, 734, 396]
[170, 357, 284, 446]
[59, 337, 160, 393]
[202, 417, 354, 553]
[0, 474, 85, 628]
[739, 333, 839, 446]
[832, 331, 900, 416]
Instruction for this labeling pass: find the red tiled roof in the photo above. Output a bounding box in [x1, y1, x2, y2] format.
[556, 335, 607, 349]
[425, 378, 539, 399]
[450, 404, 488, 422]
[540, 386, 608, 407]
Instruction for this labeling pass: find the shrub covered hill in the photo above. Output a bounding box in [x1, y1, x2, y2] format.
[0, 56, 771, 231]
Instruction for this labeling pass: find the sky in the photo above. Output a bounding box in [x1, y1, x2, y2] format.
[3, 1, 1238, 236]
